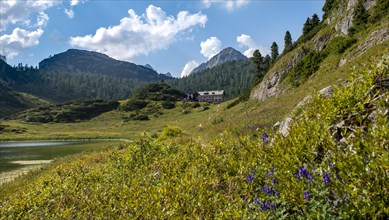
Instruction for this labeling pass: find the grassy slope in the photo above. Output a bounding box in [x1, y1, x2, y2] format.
[0, 54, 387, 218]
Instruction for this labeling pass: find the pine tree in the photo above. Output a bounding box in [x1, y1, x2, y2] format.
[251, 50, 264, 84]
[311, 14, 320, 27]
[303, 17, 312, 35]
[353, 0, 369, 27]
[284, 31, 293, 53]
[271, 42, 279, 61]
[322, 0, 336, 19]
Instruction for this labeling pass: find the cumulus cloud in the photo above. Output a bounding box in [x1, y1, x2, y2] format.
[65, 8, 75, 19]
[36, 12, 49, 27]
[237, 34, 269, 57]
[181, 60, 199, 78]
[65, 0, 87, 18]
[69, 5, 207, 61]
[70, 0, 82, 6]
[202, 0, 249, 11]
[200, 36, 222, 60]
[0, 28, 43, 59]
[0, 0, 58, 31]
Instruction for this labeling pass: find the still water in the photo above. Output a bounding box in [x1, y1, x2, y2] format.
[0, 141, 110, 175]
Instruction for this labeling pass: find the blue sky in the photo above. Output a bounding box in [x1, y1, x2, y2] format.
[0, 0, 324, 77]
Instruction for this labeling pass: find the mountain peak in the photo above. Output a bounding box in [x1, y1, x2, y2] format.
[191, 47, 248, 74]
[39, 49, 170, 81]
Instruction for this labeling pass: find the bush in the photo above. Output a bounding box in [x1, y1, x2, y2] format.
[326, 36, 356, 54]
[161, 101, 175, 109]
[157, 126, 184, 141]
[120, 99, 149, 111]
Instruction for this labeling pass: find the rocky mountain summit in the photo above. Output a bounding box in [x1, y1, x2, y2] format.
[191, 47, 248, 74]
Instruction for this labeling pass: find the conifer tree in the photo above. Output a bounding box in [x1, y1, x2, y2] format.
[303, 17, 312, 35]
[251, 50, 264, 83]
[311, 14, 320, 27]
[283, 31, 293, 53]
[271, 42, 279, 61]
[353, 0, 369, 27]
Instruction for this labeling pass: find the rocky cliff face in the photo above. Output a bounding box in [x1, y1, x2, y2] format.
[250, 48, 306, 101]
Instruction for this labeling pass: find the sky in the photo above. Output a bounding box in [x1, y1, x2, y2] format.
[0, 0, 325, 78]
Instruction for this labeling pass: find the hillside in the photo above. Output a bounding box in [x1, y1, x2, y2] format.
[1, 54, 387, 218]
[168, 60, 255, 100]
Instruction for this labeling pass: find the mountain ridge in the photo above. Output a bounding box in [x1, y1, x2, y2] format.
[39, 49, 171, 81]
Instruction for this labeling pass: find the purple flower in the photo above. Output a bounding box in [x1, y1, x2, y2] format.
[272, 177, 278, 185]
[323, 172, 331, 185]
[247, 173, 255, 183]
[294, 172, 300, 180]
[299, 166, 308, 178]
[261, 201, 269, 210]
[270, 164, 274, 175]
[266, 170, 270, 179]
[254, 198, 259, 206]
[270, 203, 276, 211]
[304, 191, 310, 200]
[263, 184, 270, 194]
[262, 132, 269, 144]
[275, 191, 280, 198]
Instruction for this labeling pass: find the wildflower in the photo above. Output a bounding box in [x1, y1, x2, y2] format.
[294, 172, 300, 180]
[247, 173, 255, 183]
[272, 177, 278, 185]
[261, 201, 269, 210]
[304, 191, 310, 200]
[270, 203, 276, 211]
[266, 170, 270, 179]
[323, 172, 331, 185]
[263, 184, 270, 194]
[275, 191, 280, 198]
[307, 172, 313, 185]
[299, 166, 308, 178]
[254, 198, 259, 206]
[262, 132, 269, 144]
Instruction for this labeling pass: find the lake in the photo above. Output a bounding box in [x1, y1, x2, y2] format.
[0, 141, 115, 183]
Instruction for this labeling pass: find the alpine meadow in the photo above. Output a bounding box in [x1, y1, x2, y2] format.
[0, 0, 388, 219]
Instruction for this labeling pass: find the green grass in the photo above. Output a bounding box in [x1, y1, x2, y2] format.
[0, 54, 387, 218]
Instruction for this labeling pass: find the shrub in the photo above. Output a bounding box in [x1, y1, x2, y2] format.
[326, 36, 356, 54]
[157, 126, 184, 141]
[161, 101, 175, 109]
[120, 99, 149, 111]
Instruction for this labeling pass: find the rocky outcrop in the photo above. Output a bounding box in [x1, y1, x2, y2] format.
[331, 0, 376, 35]
[250, 49, 306, 101]
[340, 24, 388, 67]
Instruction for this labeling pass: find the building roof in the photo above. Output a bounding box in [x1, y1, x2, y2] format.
[197, 90, 224, 96]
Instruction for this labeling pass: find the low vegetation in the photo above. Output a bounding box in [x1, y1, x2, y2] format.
[10, 99, 119, 123]
[1, 55, 387, 219]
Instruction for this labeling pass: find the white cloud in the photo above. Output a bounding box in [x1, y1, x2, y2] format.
[69, 5, 207, 61]
[65, 8, 75, 19]
[70, 0, 81, 6]
[0, 0, 58, 31]
[200, 36, 222, 60]
[0, 28, 43, 59]
[65, 0, 87, 18]
[36, 12, 49, 27]
[237, 34, 269, 57]
[202, 0, 249, 11]
[181, 60, 199, 78]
